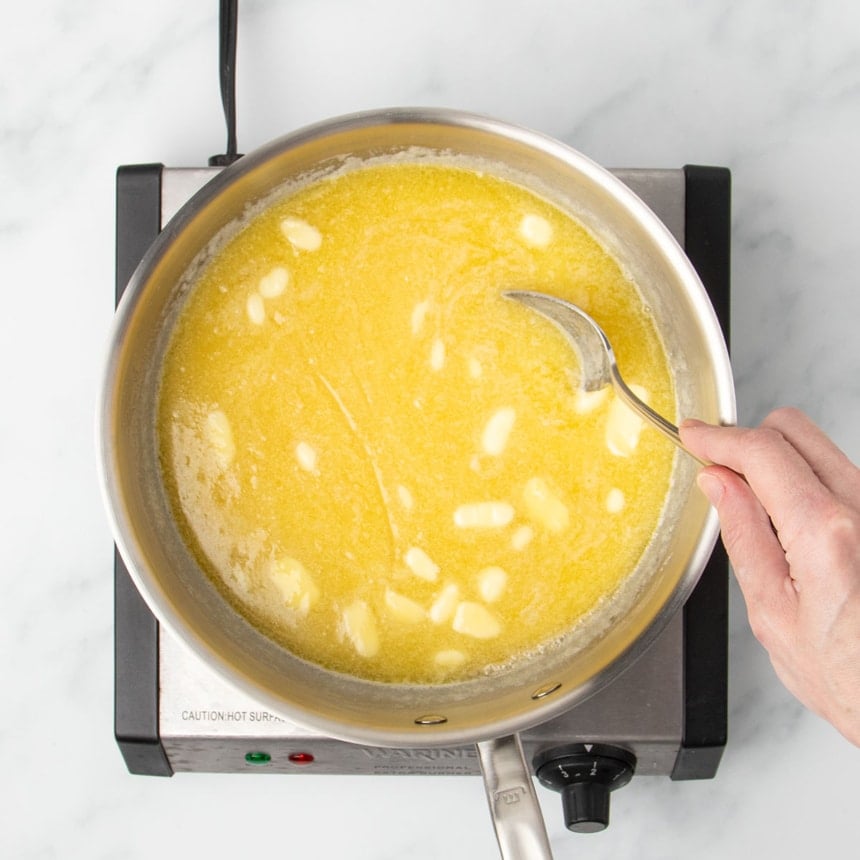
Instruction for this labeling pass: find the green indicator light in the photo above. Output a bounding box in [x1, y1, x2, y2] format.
[245, 751, 272, 766]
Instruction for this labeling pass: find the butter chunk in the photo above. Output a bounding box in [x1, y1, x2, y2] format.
[453, 601, 501, 639]
[606, 488, 625, 513]
[411, 299, 430, 335]
[404, 546, 440, 582]
[429, 338, 446, 371]
[295, 441, 318, 473]
[573, 387, 610, 415]
[396, 484, 414, 510]
[481, 407, 516, 456]
[258, 266, 289, 298]
[429, 583, 460, 624]
[384, 589, 426, 624]
[477, 566, 508, 603]
[281, 216, 322, 251]
[605, 386, 648, 457]
[523, 476, 569, 533]
[519, 213, 553, 248]
[342, 600, 380, 658]
[511, 525, 534, 551]
[453, 501, 515, 529]
[204, 409, 235, 469]
[246, 292, 265, 325]
[270, 557, 320, 616]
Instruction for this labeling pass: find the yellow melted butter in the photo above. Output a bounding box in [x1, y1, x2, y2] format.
[158, 161, 676, 684]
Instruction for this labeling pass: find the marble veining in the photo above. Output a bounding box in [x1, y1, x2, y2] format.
[2, 1, 859, 858]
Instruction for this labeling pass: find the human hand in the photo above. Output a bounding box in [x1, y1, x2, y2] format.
[680, 407, 860, 746]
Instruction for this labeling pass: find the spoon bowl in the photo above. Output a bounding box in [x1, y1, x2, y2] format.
[504, 290, 707, 464]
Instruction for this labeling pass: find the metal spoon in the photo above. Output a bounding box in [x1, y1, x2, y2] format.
[504, 290, 706, 464]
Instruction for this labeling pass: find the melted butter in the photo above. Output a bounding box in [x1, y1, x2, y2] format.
[157, 161, 676, 684]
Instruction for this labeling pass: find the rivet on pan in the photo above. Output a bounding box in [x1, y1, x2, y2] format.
[414, 714, 448, 726]
[531, 682, 562, 701]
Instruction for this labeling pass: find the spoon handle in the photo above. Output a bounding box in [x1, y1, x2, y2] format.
[611, 371, 711, 467]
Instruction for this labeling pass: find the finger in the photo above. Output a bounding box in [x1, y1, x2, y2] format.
[697, 466, 797, 642]
[680, 418, 833, 544]
[698, 466, 791, 594]
[762, 407, 860, 503]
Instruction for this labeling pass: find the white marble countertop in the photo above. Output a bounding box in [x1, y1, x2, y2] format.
[3, 1, 859, 858]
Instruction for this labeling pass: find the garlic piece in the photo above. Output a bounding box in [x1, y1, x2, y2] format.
[453, 501, 515, 529]
[258, 266, 289, 298]
[481, 407, 517, 456]
[295, 441, 318, 473]
[246, 292, 265, 325]
[204, 409, 235, 469]
[519, 213, 553, 248]
[404, 546, 440, 582]
[280, 216, 322, 251]
[269, 557, 319, 616]
[522, 476, 569, 533]
[477, 566, 508, 602]
[605, 386, 648, 457]
[429, 583, 460, 624]
[384, 589, 426, 624]
[453, 601, 501, 639]
[342, 600, 380, 658]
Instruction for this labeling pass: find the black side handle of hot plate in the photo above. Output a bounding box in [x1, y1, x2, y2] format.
[533, 743, 636, 833]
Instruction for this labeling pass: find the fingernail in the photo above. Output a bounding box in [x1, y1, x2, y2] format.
[697, 472, 725, 506]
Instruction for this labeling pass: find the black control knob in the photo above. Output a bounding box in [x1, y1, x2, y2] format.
[533, 743, 636, 833]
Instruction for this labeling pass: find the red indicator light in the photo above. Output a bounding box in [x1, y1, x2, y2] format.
[288, 752, 315, 766]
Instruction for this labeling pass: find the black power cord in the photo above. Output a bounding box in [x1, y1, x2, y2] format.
[209, 0, 243, 166]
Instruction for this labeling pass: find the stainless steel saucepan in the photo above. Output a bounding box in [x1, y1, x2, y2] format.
[99, 108, 734, 858]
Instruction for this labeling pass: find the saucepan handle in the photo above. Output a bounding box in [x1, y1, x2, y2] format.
[476, 734, 554, 859]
